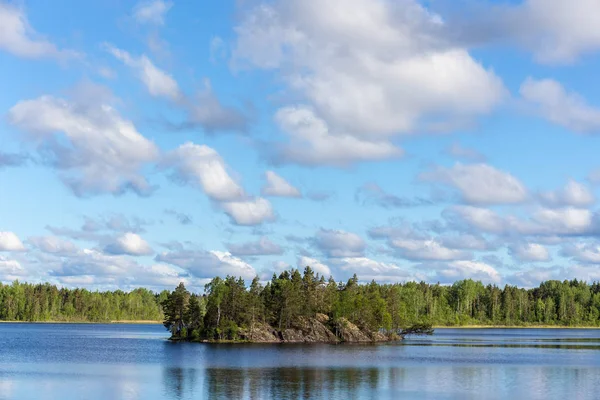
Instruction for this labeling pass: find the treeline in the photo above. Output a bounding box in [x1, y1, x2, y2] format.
[162, 268, 600, 341]
[0, 281, 165, 322]
[3, 271, 600, 329]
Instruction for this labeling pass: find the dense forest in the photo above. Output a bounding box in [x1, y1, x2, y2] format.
[2, 269, 600, 334]
[161, 268, 600, 342]
[0, 281, 164, 322]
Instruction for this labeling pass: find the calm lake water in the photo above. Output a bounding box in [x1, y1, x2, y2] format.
[1, 324, 599, 399]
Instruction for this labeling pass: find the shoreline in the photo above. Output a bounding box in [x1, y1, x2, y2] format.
[433, 325, 600, 329]
[0, 321, 598, 329]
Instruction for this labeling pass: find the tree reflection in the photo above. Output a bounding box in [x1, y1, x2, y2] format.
[162, 367, 198, 399]
[204, 367, 384, 399]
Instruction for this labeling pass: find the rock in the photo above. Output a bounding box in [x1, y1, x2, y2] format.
[236, 315, 400, 344]
[282, 316, 339, 343]
[239, 322, 280, 342]
[316, 313, 329, 323]
[334, 318, 372, 342]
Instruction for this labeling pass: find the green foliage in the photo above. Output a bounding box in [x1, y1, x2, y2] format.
[5, 273, 600, 341]
[158, 271, 600, 342]
[0, 281, 163, 322]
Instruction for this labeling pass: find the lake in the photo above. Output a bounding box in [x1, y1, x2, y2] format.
[0, 324, 599, 399]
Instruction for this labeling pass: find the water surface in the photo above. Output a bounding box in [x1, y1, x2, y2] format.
[1, 324, 599, 399]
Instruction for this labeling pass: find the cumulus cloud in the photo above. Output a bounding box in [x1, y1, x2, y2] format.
[561, 242, 600, 264]
[133, 0, 173, 25]
[511, 0, 600, 64]
[226, 237, 284, 256]
[261, 171, 301, 198]
[314, 229, 366, 258]
[156, 249, 256, 279]
[521, 78, 600, 133]
[8, 83, 159, 196]
[355, 182, 432, 208]
[509, 243, 551, 262]
[0, 2, 79, 60]
[221, 198, 275, 226]
[297, 256, 331, 277]
[438, 234, 492, 251]
[28, 236, 78, 255]
[233, 0, 505, 138]
[538, 179, 595, 207]
[336, 257, 417, 282]
[0, 256, 27, 281]
[0, 232, 25, 252]
[105, 45, 247, 133]
[104, 44, 181, 101]
[271, 106, 403, 166]
[420, 163, 528, 205]
[391, 238, 469, 261]
[45, 248, 187, 288]
[448, 205, 599, 237]
[162, 142, 245, 201]
[104, 233, 153, 256]
[433, 260, 501, 284]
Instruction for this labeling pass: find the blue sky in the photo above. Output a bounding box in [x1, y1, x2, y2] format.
[2, 0, 600, 291]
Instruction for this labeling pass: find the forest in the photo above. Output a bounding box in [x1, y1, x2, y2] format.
[2, 269, 600, 335]
[0, 281, 164, 322]
[161, 268, 600, 342]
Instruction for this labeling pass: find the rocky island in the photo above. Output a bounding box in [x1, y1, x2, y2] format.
[161, 268, 433, 343]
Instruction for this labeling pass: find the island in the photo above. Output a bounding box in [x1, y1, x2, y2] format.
[161, 267, 432, 343]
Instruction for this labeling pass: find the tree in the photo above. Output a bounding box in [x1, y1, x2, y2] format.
[162, 283, 190, 338]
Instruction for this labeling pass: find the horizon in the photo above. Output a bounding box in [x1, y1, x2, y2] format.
[2, 0, 600, 293]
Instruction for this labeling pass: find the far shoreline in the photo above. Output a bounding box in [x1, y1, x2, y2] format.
[1, 320, 598, 329]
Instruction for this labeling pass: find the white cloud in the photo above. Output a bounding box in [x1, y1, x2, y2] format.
[162, 142, 245, 201]
[44, 248, 187, 289]
[133, 1, 173, 25]
[439, 234, 491, 251]
[509, 243, 551, 262]
[437, 260, 501, 284]
[226, 237, 284, 256]
[539, 179, 595, 207]
[421, 163, 528, 205]
[297, 256, 331, 277]
[28, 236, 78, 255]
[562, 242, 600, 264]
[262, 171, 301, 198]
[156, 249, 256, 280]
[8, 83, 159, 196]
[0, 232, 25, 252]
[104, 233, 153, 256]
[532, 207, 594, 235]
[337, 257, 416, 282]
[105, 44, 181, 101]
[449, 205, 597, 237]
[521, 78, 600, 133]
[0, 3, 78, 60]
[272, 106, 402, 166]
[233, 0, 505, 138]
[391, 238, 468, 261]
[314, 228, 365, 258]
[0, 256, 27, 281]
[221, 197, 275, 226]
[516, 0, 600, 64]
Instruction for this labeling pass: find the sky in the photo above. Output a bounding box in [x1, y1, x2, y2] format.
[2, 0, 600, 292]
